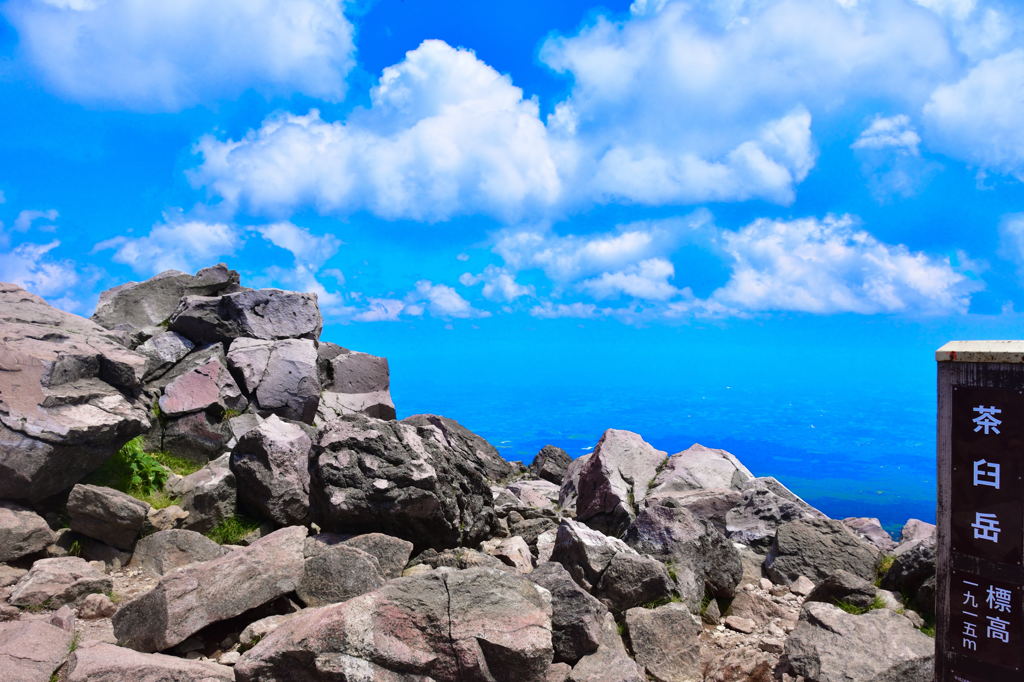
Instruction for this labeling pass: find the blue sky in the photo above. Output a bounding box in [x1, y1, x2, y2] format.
[2, 2, 1024, 510]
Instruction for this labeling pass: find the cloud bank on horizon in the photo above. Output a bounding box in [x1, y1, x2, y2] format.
[0, 0, 1021, 322]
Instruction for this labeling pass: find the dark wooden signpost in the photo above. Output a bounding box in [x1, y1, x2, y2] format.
[938, 342, 1024, 681]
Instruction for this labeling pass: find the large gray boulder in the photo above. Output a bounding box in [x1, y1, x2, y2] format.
[646, 487, 743, 535]
[879, 539, 935, 605]
[169, 288, 322, 344]
[625, 496, 742, 604]
[298, 541, 386, 607]
[765, 517, 880, 585]
[227, 337, 321, 423]
[67, 484, 149, 551]
[625, 602, 702, 682]
[134, 331, 194, 382]
[531, 445, 571, 485]
[567, 612, 644, 682]
[804, 569, 879, 610]
[402, 413, 518, 482]
[68, 641, 235, 681]
[311, 413, 502, 550]
[91, 264, 241, 335]
[574, 429, 666, 536]
[899, 519, 935, 544]
[782, 602, 933, 681]
[0, 502, 55, 561]
[235, 567, 554, 681]
[230, 414, 312, 526]
[167, 453, 237, 533]
[8, 556, 112, 607]
[550, 519, 637, 592]
[726, 477, 824, 550]
[595, 551, 674, 613]
[129, 529, 230, 576]
[0, 284, 149, 501]
[529, 561, 608, 665]
[316, 343, 397, 421]
[0, 619, 74, 681]
[340, 532, 414, 579]
[647, 443, 754, 496]
[113, 526, 307, 652]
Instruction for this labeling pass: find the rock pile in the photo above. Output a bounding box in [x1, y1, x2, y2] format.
[0, 265, 936, 681]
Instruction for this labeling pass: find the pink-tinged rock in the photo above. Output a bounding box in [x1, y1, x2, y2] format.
[648, 443, 754, 496]
[625, 603, 702, 682]
[900, 518, 936, 544]
[568, 612, 644, 682]
[113, 526, 307, 652]
[9, 556, 112, 608]
[158, 356, 245, 416]
[558, 453, 591, 513]
[68, 484, 150, 550]
[0, 284, 149, 502]
[575, 429, 666, 536]
[68, 641, 234, 681]
[236, 567, 553, 681]
[230, 414, 312, 526]
[0, 619, 73, 680]
[481, 535, 534, 573]
[843, 517, 897, 552]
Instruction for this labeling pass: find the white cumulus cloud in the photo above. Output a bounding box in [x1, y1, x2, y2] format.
[4, 0, 355, 110]
[711, 215, 977, 314]
[852, 115, 922, 153]
[579, 258, 682, 300]
[924, 49, 1024, 179]
[195, 40, 561, 222]
[94, 217, 241, 274]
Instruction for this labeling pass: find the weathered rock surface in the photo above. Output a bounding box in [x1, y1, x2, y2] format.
[402, 413, 518, 483]
[648, 443, 754, 496]
[899, 519, 936, 544]
[481, 535, 534, 573]
[235, 567, 553, 681]
[842, 517, 896, 552]
[129, 529, 230, 575]
[311, 413, 502, 550]
[9, 556, 112, 607]
[298, 542, 386, 607]
[169, 288, 322, 344]
[506, 478, 561, 511]
[782, 602, 933, 681]
[804, 570, 878, 610]
[91, 264, 241, 334]
[625, 497, 742, 603]
[765, 517, 879, 585]
[0, 284, 150, 501]
[0, 501, 55, 561]
[167, 454, 236, 533]
[157, 351, 246, 417]
[316, 343, 397, 421]
[550, 519, 636, 592]
[134, 331, 195, 381]
[529, 561, 608, 665]
[648, 487, 742, 535]
[532, 445, 571, 485]
[0, 618, 73, 681]
[68, 641, 235, 681]
[596, 551, 674, 612]
[113, 526, 307, 651]
[726, 477, 823, 551]
[78, 592, 117, 619]
[880, 538, 935, 617]
[230, 414, 312, 525]
[227, 337, 321, 423]
[574, 429, 666, 536]
[558, 453, 591, 513]
[68, 484, 150, 550]
[568, 612, 645, 682]
[340, 532, 414, 579]
[626, 602, 702, 682]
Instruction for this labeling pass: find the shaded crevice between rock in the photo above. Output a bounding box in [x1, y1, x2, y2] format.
[442, 572, 466, 682]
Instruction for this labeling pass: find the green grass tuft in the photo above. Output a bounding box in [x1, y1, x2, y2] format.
[920, 624, 935, 637]
[875, 554, 895, 585]
[149, 451, 203, 477]
[835, 596, 886, 615]
[205, 515, 262, 545]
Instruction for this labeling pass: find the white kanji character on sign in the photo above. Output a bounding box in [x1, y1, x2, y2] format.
[963, 620, 978, 650]
[987, 586, 1013, 613]
[963, 590, 979, 608]
[987, 615, 1011, 643]
[973, 405, 1003, 435]
[973, 459, 1001, 489]
[972, 512, 1001, 543]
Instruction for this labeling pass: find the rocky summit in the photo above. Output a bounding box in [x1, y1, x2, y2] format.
[0, 265, 936, 681]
